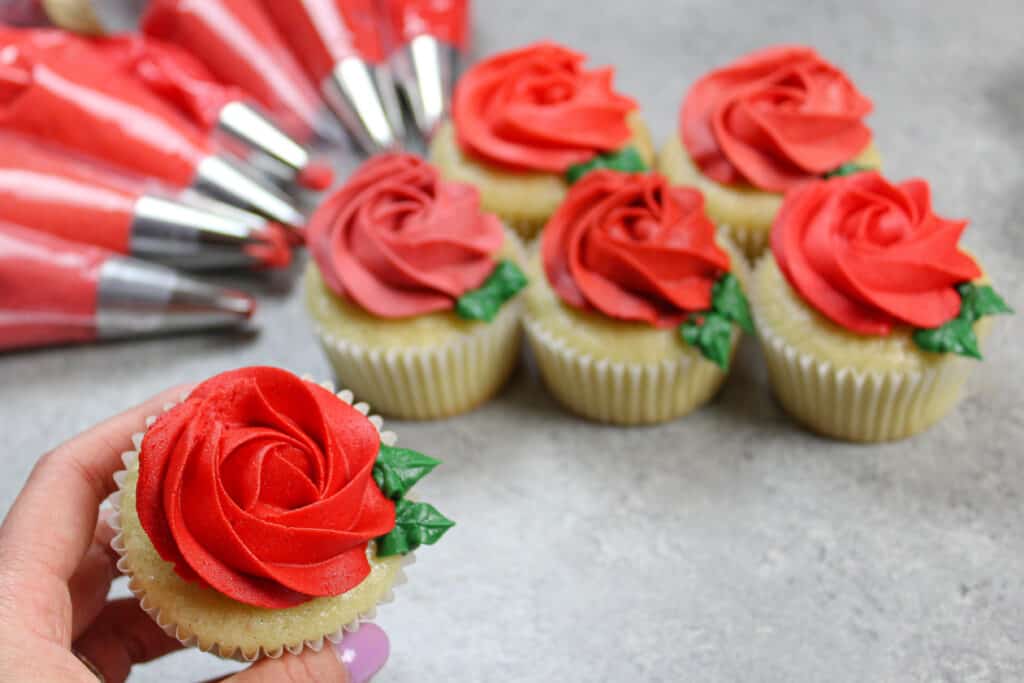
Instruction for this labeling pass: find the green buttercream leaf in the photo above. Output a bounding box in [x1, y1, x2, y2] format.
[912, 282, 1012, 358]
[711, 273, 755, 334]
[913, 314, 982, 359]
[375, 499, 455, 557]
[565, 146, 648, 184]
[823, 163, 872, 179]
[679, 311, 734, 370]
[455, 259, 528, 323]
[958, 282, 1014, 320]
[372, 445, 441, 500]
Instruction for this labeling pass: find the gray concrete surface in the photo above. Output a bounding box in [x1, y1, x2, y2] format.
[2, 1, 1024, 680]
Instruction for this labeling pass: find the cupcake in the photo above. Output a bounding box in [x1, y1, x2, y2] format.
[431, 41, 655, 240]
[305, 153, 528, 420]
[658, 45, 881, 259]
[753, 171, 1012, 442]
[109, 366, 454, 660]
[523, 169, 753, 425]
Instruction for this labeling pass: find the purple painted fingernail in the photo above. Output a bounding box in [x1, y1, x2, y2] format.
[334, 623, 389, 683]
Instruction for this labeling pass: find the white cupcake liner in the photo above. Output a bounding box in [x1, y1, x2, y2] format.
[523, 316, 736, 425]
[311, 229, 528, 420]
[719, 221, 770, 262]
[314, 298, 523, 420]
[107, 379, 416, 662]
[752, 285, 979, 442]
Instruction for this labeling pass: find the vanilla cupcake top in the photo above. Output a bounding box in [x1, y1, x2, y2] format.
[453, 41, 642, 175]
[307, 153, 526, 321]
[771, 171, 1012, 357]
[136, 367, 453, 608]
[541, 170, 753, 368]
[681, 45, 873, 192]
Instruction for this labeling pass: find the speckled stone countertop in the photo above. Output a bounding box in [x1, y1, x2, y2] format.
[2, 1, 1022, 680]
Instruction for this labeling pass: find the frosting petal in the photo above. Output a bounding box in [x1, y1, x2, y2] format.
[542, 170, 731, 328]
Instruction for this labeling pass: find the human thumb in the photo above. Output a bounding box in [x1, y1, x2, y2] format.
[222, 623, 389, 683]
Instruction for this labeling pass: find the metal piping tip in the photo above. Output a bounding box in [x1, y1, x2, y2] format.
[95, 256, 256, 340]
[192, 154, 305, 227]
[321, 57, 403, 154]
[216, 100, 335, 190]
[130, 195, 290, 270]
[392, 35, 458, 142]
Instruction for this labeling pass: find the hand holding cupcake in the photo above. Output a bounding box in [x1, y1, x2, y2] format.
[753, 171, 1012, 441]
[659, 45, 882, 258]
[112, 367, 454, 660]
[524, 169, 752, 425]
[431, 41, 655, 239]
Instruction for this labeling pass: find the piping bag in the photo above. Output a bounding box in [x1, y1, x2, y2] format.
[0, 133, 292, 270]
[382, 0, 468, 142]
[141, 0, 342, 147]
[0, 32, 306, 228]
[258, 0, 405, 154]
[0, 221, 257, 352]
[91, 33, 336, 192]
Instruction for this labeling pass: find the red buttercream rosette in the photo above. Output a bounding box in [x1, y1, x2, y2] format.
[681, 45, 873, 192]
[453, 41, 637, 173]
[771, 171, 982, 335]
[542, 170, 731, 328]
[135, 367, 396, 609]
[307, 153, 504, 318]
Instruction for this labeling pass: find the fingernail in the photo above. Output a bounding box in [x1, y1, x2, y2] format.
[333, 623, 389, 683]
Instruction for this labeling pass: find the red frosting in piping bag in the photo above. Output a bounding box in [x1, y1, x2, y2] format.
[142, 0, 325, 143]
[136, 367, 396, 608]
[260, 0, 387, 85]
[384, 0, 469, 50]
[308, 153, 504, 318]
[681, 45, 873, 192]
[542, 170, 731, 328]
[771, 171, 981, 335]
[453, 42, 637, 173]
[0, 222, 104, 351]
[0, 31, 210, 186]
[0, 135, 137, 253]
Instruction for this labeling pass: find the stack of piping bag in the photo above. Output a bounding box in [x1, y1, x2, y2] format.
[0, 132, 292, 271]
[0, 221, 257, 352]
[0, 27, 306, 227]
[258, 0, 406, 154]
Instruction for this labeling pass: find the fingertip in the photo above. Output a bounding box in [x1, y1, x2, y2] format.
[333, 623, 389, 683]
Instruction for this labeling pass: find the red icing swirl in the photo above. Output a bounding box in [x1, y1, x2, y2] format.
[453, 42, 637, 173]
[136, 367, 395, 609]
[307, 153, 504, 318]
[542, 170, 731, 328]
[681, 45, 873, 192]
[771, 171, 982, 335]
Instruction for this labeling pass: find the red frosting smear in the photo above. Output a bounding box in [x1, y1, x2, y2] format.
[308, 153, 504, 318]
[0, 29, 210, 186]
[136, 367, 396, 609]
[682, 45, 873, 193]
[771, 171, 982, 335]
[0, 222, 104, 351]
[142, 0, 324, 143]
[453, 41, 637, 173]
[385, 0, 469, 51]
[543, 170, 731, 328]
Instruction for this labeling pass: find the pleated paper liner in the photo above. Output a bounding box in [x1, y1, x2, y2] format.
[308, 228, 528, 420]
[522, 231, 749, 426]
[750, 260, 988, 443]
[108, 380, 414, 662]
